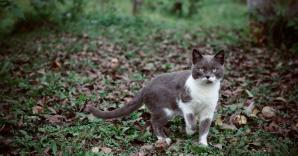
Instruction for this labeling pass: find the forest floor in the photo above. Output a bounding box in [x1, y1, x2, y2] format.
[1, 3, 298, 155]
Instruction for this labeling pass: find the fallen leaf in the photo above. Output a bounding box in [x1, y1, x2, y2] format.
[47, 107, 57, 114]
[274, 97, 287, 103]
[110, 58, 119, 70]
[265, 121, 280, 133]
[32, 106, 44, 114]
[220, 123, 237, 130]
[91, 146, 99, 153]
[143, 63, 155, 71]
[244, 99, 255, 114]
[46, 115, 65, 124]
[245, 89, 254, 98]
[230, 114, 247, 126]
[140, 144, 154, 151]
[262, 106, 276, 119]
[250, 108, 260, 117]
[222, 90, 233, 97]
[131, 152, 146, 156]
[52, 60, 61, 69]
[101, 147, 112, 154]
[123, 97, 133, 103]
[228, 137, 238, 145]
[43, 147, 51, 156]
[215, 116, 223, 126]
[239, 115, 247, 125]
[211, 143, 223, 149]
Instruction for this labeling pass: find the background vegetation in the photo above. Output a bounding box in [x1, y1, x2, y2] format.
[0, 0, 297, 155]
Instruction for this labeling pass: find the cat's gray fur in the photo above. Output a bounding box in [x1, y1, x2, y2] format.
[85, 49, 224, 146]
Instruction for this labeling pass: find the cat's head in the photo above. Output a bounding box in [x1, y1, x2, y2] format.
[191, 49, 224, 84]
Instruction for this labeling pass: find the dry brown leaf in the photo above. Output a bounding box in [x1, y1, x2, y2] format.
[250, 108, 260, 117]
[52, 60, 61, 69]
[140, 144, 154, 151]
[222, 90, 233, 97]
[130, 152, 146, 156]
[124, 97, 133, 103]
[220, 123, 237, 130]
[230, 114, 247, 126]
[91, 146, 99, 153]
[32, 106, 44, 114]
[212, 143, 223, 149]
[110, 58, 119, 70]
[143, 63, 155, 71]
[239, 115, 247, 125]
[244, 99, 255, 114]
[228, 137, 238, 145]
[47, 115, 65, 124]
[266, 121, 280, 133]
[274, 97, 287, 103]
[101, 147, 112, 154]
[262, 106, 276, 119]
[215, 116, 223, 126]
[47, 107, 57, 114]
[43, 147, 51, 156]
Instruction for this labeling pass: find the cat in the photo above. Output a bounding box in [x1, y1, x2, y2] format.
[85, 49, 224, 146]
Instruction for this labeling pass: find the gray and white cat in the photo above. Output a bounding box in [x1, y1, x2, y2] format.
[85, 49, 224, 146]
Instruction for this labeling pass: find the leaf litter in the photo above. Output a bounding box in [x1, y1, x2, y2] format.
[0, 23, 297, 155]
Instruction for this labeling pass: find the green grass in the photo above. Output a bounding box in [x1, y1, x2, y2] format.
[1, 0, 297, 155]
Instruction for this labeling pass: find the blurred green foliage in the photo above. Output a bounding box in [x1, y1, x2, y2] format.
[0, 0, 86, 35]
[1, 0, 297, 52]
[143, 0, 202, 17]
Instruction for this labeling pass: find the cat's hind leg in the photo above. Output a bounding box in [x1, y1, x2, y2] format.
[151, 113, 171, 145]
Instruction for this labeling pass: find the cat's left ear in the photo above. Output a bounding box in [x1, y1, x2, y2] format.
[192, 49, 203, 64]
[214, 50, 224, 65]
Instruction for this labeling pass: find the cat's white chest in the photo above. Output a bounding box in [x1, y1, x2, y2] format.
[180, 76, 220, 113]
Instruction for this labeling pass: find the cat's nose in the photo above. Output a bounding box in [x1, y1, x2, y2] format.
[206, 76, 210, 79]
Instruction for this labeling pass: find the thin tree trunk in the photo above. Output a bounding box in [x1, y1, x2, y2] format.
[132, 0, 143, 16]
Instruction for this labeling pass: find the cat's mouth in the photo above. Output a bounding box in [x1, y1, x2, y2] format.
[206, 80, 213, 84]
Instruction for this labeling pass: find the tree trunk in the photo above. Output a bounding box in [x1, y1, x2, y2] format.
[132, 0, 143, 16]
[247, 0, 298, 48]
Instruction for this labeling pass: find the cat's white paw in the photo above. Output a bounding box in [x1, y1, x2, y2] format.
[186, 127, 195, 135]
[156, 137, 172, 148]
[157, 136, 172, 145]
[165, 138, 172, 145]
[199, 140, 208, 147]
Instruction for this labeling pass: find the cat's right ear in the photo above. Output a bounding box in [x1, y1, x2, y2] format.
[192, 49, 203, 64]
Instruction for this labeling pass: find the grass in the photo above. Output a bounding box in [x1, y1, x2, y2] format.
[1, 0, 297, 155]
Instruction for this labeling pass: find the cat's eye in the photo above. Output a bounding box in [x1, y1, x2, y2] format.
[212, 68, 217, 72]
[199, 68, 204, 72]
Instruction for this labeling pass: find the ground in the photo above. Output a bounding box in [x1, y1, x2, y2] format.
[0, 0, 298, 155]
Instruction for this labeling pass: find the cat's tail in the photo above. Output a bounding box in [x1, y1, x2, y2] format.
[84, 90, 144, 119]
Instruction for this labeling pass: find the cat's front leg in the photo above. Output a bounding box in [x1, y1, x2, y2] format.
[184, 113, 196, 135]
[179, 101, 197, 135]
[198, 108, 214, 146]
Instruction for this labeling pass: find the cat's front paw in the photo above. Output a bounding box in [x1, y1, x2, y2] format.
[199, 140, 208, 147]
[155, 137, 172, 148]
[186, 127, 196, 135]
